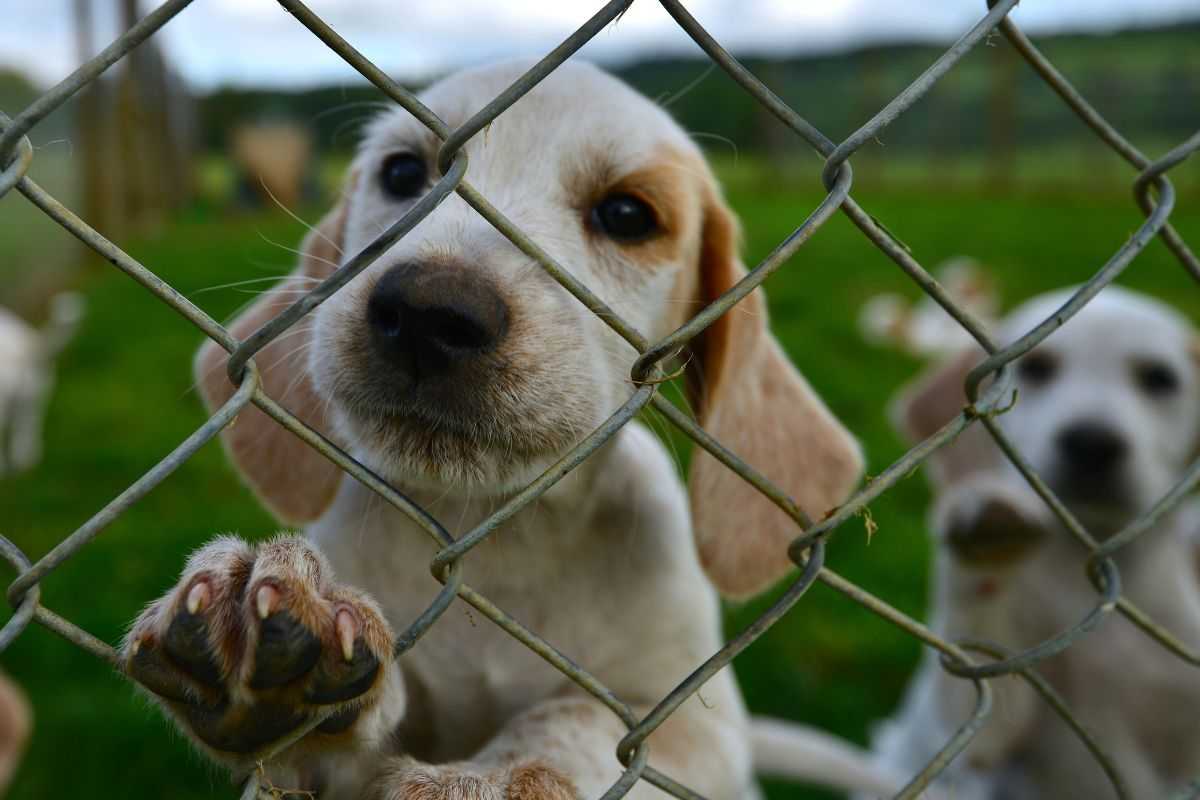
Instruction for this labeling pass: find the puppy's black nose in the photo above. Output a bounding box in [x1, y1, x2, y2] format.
[1056, 422, 1127, 474]
[367, 264, 508, 381]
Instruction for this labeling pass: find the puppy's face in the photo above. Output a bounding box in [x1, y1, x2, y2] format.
[997, 288, 1200, 529]
[200, 60, 862, 595]
[309, 62, 712, 492]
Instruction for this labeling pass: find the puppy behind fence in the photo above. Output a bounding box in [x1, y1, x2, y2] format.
[0, 2, 1198, 798]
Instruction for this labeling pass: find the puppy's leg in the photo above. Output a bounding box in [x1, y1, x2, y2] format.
[369, 688, 748, 800]
[924, 477, 1051, 773]
[9, 379, 47, 473]
[0, 391, 11, 475]
[123, 535, 404, 796]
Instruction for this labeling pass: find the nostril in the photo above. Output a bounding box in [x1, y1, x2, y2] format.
[369, 303, 403, 339]
[419, 307, 491, 351]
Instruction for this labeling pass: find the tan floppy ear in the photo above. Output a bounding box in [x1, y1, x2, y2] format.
[685, 194, 864, 598]
[196, 202, 349, 524]
[889, 344, 998, 489]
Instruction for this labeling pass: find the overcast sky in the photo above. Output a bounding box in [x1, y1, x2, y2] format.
[2, 0, 1198, 91]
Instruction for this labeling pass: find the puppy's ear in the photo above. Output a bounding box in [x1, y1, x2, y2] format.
[889, 345, 997, 488]
[196, 201, 349, 524]
[684, 193, 863, 598]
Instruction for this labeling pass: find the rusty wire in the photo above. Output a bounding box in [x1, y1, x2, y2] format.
[1, 1, 1199, 798]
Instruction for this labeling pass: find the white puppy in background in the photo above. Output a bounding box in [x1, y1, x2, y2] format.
[0, 292, 84, 477]
[858, 257, 999, 359]
[867, 285, 1200, 799]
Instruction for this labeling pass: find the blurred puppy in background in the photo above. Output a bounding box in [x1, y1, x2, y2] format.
[0, 292, 84, 477]
[858, 257, 998, 360]
[865, 285, 1200, 799]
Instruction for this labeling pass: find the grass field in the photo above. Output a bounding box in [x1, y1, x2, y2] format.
[2, 161, 1199, 798]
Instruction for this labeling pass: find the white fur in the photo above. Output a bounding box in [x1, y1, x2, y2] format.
[869, 285, 1200, 799]
[0, 294, 82, 476]
[858, 258, 998, 359]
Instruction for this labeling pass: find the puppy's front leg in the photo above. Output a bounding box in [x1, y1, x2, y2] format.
[123, 535, 405, 797]
[370, 691, 747, 800]
[927, 476, 1052, 771]
[8, 382, 47, 473]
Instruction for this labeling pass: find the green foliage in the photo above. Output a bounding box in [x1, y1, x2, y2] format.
[2, 172, 1199, 799]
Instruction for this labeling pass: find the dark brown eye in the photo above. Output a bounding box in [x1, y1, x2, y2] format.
[1018, 351, 1058, 386]
[380, 153, 427, 199]
[591, 194, 658, 241]
[1135, 360, 1179, 396]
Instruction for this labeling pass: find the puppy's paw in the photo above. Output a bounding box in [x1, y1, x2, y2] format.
[935, 480, 1050, 566]
[370, 759, 579, 800]
[123, 535, 393, 760]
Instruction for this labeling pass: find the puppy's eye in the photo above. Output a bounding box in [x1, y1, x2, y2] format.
[591, 194, 658, 241]
[380, 153, 427, 199]
[1135, 361, 1179, 396]
[1017, 351, 1057, 386]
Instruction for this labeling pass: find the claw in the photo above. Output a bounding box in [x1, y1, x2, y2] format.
[130, 638, 141, 657]
[256, 584, 279, 620]
[186, 582, 210, 615]
[335, 609, 356, 662]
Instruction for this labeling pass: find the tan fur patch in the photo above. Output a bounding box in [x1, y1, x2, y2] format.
[570, 145, 699, 271]
[505, 763, 579, 800]
[196, 199, 351, 525]
[684, 180, 864, 597]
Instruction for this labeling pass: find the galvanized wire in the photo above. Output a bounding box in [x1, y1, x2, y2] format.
[1, 1, 1198, 798]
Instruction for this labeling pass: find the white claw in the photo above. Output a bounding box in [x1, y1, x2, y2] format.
[256, 584, 279, 620]
[186, 582, 210, 615]
[130, 638, 141, 657]
[335, 609, 356, 662]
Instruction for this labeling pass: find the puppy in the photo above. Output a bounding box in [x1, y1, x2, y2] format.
[120, 61, 870, 799]
[868, 285, 1200, 799]
[0, 293, 83, 477]
[858, 258, 999, 360]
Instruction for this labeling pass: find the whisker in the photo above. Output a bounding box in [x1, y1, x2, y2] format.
[257, 233, 343, 271]
[183, 323, 315, 399]
[309, 100, 393, 124]
[228, 288, 326, 297]
[660, 64, 716, 110]
[688, 131, 740, 162]
[189, 275, 322, 297]
[259, 177, 344, 257]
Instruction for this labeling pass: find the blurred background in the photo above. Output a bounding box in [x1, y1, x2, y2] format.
[0, 1, 1198, 798]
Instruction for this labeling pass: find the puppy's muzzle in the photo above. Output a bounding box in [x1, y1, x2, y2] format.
[367, 263, 509, 384]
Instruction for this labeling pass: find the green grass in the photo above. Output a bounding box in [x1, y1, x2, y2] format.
[2, 170, 1199, 799]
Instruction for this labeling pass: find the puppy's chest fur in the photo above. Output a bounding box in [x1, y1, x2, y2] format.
[1016, 535, 1200, 788]
[306, 427, 717, 760]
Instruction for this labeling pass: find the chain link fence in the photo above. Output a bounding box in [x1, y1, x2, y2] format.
[1, 1, 1199, 798]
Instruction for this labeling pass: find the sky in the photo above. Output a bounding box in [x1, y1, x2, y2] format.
[2, 0, 1198, 92]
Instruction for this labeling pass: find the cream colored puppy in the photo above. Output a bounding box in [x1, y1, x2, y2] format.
[120, 61, 873, 799]
[0, 293, 83, 477]
[869, 286, 1200, 799]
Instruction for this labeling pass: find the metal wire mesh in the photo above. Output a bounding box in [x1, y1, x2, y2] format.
[1, 1, 1198, 798]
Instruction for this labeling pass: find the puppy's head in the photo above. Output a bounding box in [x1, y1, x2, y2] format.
[199, 61, 861, 596]
[896, 285, 1200, 537]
